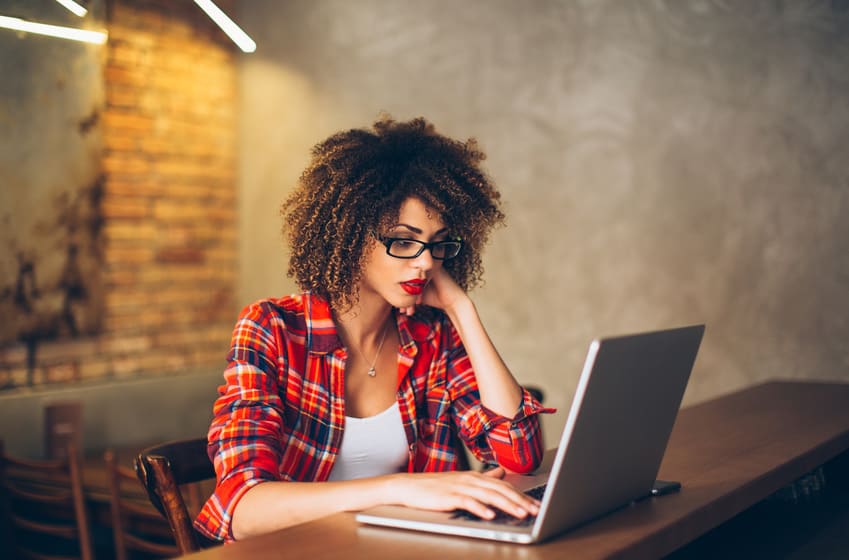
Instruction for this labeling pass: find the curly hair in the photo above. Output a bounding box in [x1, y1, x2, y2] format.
[281, 116, 505, 312]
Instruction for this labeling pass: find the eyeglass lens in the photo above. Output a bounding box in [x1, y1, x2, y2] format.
[386, 239, 461, 259]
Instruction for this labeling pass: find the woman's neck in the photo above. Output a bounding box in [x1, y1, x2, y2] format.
[334, 294, 394, 348]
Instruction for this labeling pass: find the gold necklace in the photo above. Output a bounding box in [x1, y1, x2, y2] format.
[347, 321, 390, 377]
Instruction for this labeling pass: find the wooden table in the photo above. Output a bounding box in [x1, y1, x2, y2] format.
[181, 381, 849, 560]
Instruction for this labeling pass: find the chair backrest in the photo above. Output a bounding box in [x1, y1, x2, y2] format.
[0, 439, 94, 560]
[453, 385, 546, 471]
[105, 449, 180, 560]
[134, 437, 217, 554]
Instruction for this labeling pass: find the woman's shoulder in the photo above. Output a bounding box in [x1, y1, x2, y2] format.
[237, 293, 311, 328]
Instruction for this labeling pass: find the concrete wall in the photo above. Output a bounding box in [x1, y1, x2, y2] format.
[0, 369, 220, 458]
[236, 0, 849, 446]
[0, 0, 106, 345]
[0, 0, 237, 394]
[0, 0, 236, 455]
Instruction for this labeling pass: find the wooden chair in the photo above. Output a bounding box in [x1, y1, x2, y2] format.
[134, 437, 217, 555]
[0, 439, 94, 560]
[453, 385, 546, 471]
[105, 449, 180, 559]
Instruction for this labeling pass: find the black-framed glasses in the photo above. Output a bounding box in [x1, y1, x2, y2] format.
[377, 236, 463, 260]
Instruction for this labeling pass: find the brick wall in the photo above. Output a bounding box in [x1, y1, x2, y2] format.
[0, 0, 237, 390]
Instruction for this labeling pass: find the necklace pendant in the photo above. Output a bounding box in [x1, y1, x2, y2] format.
[367, 367, 377, 377]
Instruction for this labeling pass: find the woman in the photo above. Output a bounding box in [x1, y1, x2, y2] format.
[195, 116, 552, 543]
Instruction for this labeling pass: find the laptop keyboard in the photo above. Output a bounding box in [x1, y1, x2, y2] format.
[450, 484, 546, 526]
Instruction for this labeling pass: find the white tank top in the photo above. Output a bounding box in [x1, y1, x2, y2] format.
[327, 402, 409, 481]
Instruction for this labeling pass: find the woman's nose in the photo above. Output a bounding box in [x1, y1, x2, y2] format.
[411, 247, 435, 270]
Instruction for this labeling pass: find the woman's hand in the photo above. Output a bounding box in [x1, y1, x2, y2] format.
[386, 467, 540, 520]
[398, 268, 467, 316]
[398, 264, 524, 419]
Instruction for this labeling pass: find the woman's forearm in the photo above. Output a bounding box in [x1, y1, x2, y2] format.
[231, 476, 395, 540]
[443, 296, 523, 418]
[230, 468, 539, 540]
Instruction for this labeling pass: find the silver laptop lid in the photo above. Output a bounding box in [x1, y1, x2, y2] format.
[533, 324, 704, 541]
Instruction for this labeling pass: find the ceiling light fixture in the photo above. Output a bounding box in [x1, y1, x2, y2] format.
[0, 15, 107, 44]
[54, 0, 88, 17]
[193, 0, 255, 53]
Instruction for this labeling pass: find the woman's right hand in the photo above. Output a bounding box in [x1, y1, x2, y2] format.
[385, 467, 540, 520]
[232, 465, 541, 540]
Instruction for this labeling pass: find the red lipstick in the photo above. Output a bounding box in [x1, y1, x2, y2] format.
[401, 279, 426, 295]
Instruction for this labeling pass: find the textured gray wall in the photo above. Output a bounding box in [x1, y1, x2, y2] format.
[236, 0, 849, 445]
[0, 0, 106, 345]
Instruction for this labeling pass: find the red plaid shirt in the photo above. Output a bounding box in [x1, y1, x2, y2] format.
[195, 293, 551, 542]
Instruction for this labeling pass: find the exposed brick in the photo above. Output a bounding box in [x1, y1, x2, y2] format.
[41, 362, 81, 385]
[103, 153, 152, 175]
[138, 137, 173, 155]
[103, 222, 157, 243]
[0, 368, 29, 389]
[152, 200, 209, 221]
[142, 351, 190, 373]
[78, 359, 111, 381]
[3, 0, 237, 393]
[0, 343, 28, 367]
[36, 338, 100, 364]
[206, 206, 236, 222]
[155, 246, 205, 264]
[102, 335, 154, 354]
[108, 41, 153, 69]
[104, 246, 156, 265]
[104, 268, 141, 288]
[106, 180, 167, 197]
[111, 355, 144, 378]
[204, 246, 237, 263]
[101, 197, 152, 220]
[154, 324, 229, 348]
[102, 110, 155, 133]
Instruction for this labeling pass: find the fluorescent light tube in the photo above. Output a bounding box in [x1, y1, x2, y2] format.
[54, 0, 88, 17]
[0, 15, 107, 44]
[193, 0, 256, 53]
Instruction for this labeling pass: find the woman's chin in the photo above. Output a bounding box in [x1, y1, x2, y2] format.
[388, 294, 418, 311]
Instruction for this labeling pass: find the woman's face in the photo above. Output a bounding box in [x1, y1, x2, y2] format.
[359, 197, 448, 309]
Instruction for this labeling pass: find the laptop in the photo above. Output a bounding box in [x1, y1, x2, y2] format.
[356, 324, 705, 544]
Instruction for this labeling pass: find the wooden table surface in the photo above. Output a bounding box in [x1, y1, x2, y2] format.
[178, 380, 849, 560]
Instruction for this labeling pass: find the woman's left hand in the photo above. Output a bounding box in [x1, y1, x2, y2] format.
[398, 268, 467, 316]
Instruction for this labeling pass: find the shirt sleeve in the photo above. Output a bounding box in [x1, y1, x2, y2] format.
[444, 321, 555, 474]
[194, 302, 288, 543]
